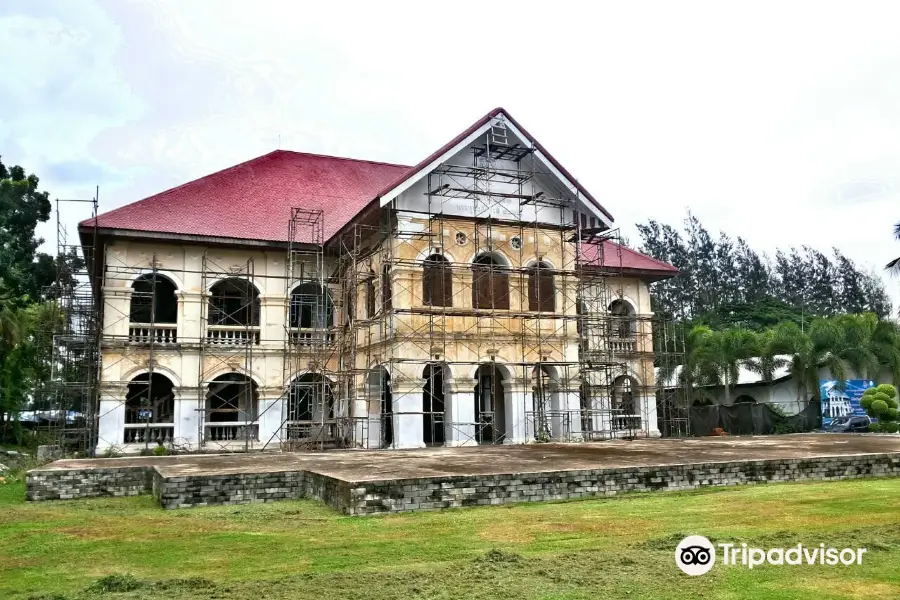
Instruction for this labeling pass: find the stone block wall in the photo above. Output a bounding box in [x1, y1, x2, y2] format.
[342, 453, 900, 515]
[26, 452, 900, 514]
[152, 470, 310, 509]
[26, 466, 151, 501]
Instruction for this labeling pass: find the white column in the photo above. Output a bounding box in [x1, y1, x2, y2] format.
[641, 393, 661, 438]
[259, 295, 287, 346]
[96, 383, 127, 452]
[561, 388, 583, 440]
[102, 288, 132, 339]
[504, 380, 532, 444]
[447, 382, 477, 447]
[549, 387, 566, 440]
[257, 388, 284, 448]
[173, 386, 200, 450]
[392, 382, 425, 449]
[177, 291, 204, 343]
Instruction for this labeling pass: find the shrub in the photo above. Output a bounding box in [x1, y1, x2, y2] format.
[884, 408, 900, 421]
[871, 399, 889, 416]
[152, 445, 169, 457]
[861, 394, 875, 410]
[876, 384, 898, 398]
[869, 422, 883, 433]
[887, 397, 900, 410]
[884, 422, 900, 434]
[102, 446, 122, 459]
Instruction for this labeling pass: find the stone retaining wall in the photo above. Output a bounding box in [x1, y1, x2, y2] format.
[26, 465, 151, 501]
[26, 453, 900, 513]
[342, 453, 900, 515]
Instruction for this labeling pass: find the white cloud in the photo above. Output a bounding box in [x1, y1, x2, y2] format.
[4, 0, 900, 306]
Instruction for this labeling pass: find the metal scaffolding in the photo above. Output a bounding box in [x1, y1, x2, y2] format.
[37, 119, 689, 456]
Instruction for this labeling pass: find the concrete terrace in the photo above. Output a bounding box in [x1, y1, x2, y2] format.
[32, 433, 900, 481]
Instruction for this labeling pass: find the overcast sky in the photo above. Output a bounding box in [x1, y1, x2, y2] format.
[2, 0, 899, 308]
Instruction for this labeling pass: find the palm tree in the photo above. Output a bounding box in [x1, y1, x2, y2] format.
[887, 221, 900, 273]
[744, 329, 789, 383]
[771, 314, 888, 406]
[694, 327, 759, 405]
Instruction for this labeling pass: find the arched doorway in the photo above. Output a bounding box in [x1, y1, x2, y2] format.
[205, 373, 259, 442]
[611, 375, 640, 433]
[286, 373, 334, 442]
[124, 373, 175, 445]
[531, 365, 556, 441]
[367, 367, 393, 448]
[474, 363, 507, 444]
[423, 363, 447, 446]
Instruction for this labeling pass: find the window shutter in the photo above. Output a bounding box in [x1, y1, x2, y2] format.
[527, 270, 539, 311]
[492, 271, 509, 310]
[472, 265, 491, 309]
[423, 265, 435, 305]
[539, 271, 555, 312]
[441, 264, 453, 307]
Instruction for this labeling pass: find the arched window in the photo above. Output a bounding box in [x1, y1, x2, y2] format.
[209, 278, 259, 326]
[734, 394, 757, 404]
[527, 262, 555, 312]
[130, 274, 178, 323]
[289, 283, 334, 329]
[423, 254, 452, 307]
[472, 254, 509, 310]
[124, 373, 175, 445]
[206, 373, 259, 423]
[608, 299, 636, 338]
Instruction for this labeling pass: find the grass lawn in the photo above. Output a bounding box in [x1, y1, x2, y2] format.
[1, 478, 899, 600]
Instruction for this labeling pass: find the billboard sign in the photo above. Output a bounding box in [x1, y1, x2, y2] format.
[820, 379, 876, 427]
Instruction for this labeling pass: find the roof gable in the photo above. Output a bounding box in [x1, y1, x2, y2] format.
[375, 108, 614, 227]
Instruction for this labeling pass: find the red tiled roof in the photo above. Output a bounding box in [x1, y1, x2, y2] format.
[79, 109, 674, 277]
[82, 108, 621, 246]
[580, 240, 679, 278]
[81, 150, 411, 243]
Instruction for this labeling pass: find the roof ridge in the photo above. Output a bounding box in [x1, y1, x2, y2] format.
[274, 149, 412, 169]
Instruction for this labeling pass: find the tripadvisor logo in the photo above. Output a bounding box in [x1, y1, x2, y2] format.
[675, 535, 867, 576]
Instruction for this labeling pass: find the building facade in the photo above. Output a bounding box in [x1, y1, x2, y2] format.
[82, 109, 677, 454]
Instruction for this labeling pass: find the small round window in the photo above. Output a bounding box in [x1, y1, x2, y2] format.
[455, 232, 468, 245]
[510, 236, 522, 250]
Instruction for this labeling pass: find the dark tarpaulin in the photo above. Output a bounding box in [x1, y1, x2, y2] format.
[688, 401, 821, 436]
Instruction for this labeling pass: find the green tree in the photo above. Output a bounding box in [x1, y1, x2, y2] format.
[0, 157, 53, 300]
[694, 327, 760, 405]
[887, 222, 900, 274]
[744, 329, 789, 382]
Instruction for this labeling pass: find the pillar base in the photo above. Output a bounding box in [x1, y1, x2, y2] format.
[444, 439, 478, 448]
